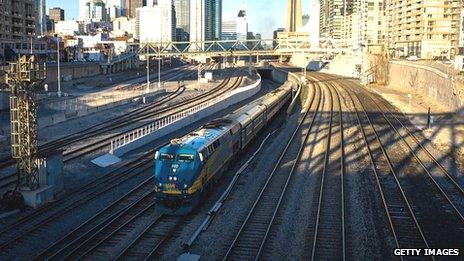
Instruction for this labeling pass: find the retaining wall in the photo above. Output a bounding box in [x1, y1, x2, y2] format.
[0, 89, 165, 136]
[45, 62, 101, 85]
[112, 77, 262, 157]
[388, 61, 464, 110]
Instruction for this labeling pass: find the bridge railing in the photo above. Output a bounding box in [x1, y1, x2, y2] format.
[128, 38, 343, 57]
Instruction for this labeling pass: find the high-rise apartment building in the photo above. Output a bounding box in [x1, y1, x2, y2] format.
[49, 7, 65, 22]
[341, 0, 386, 47]
[190, 0, 222, 44]
[0, 0, 36, 62]
[173, 0, 190, 40]
[287, 0, 302, 32]
[387, 0, 461, 59]
[319, 0, 344, 39]
[35, 0, 46, 35]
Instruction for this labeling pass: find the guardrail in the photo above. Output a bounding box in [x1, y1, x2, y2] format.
[109, 77, 261, 155]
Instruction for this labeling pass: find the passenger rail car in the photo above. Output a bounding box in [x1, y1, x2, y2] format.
[154, 84, 293, 214]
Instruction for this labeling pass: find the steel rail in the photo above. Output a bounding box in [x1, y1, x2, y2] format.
[222, 75, 322, 260]
[333, 78, 431, 252]
[60, 75, 243, 163]
[64, 192, 158, 260]
[0, 64, 200, 170]
[112, 215, 183, 261]
[360, 88, 464, 220]
[310, 80, 345, 260]
[0, 153, 154, 252]
[33, 175, 155, 260]
[0, 72, 243, 251]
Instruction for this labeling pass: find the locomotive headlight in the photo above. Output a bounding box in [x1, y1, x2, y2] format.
[169, 176, 173, 181]
[158, 183, 162, 187]
[183, 184, 188, 188]
[172, 168, 177, 173]
[173, 177, 178, 181]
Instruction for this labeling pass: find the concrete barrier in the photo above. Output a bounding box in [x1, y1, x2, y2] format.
[111, 76, 262, 157]
[388, 61, 463, 110]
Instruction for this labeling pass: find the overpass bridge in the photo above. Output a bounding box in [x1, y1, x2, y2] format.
[130, 38, 345, 58]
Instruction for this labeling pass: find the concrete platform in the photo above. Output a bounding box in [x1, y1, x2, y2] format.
[92, 153, 121, 168]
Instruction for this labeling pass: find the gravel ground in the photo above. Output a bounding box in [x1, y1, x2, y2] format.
[367, 82, 464, 186]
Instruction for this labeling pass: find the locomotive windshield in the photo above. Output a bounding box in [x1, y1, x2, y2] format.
[160, 153, 174, 161]
[178, 154, 195, 162]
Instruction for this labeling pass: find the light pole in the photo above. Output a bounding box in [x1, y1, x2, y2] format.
[158, 18, 162, 89]
[158, 50, 161, 88]
[197, 63, 201, 88]
[56, 35, 62, 97]
[144, 45, 149, 104]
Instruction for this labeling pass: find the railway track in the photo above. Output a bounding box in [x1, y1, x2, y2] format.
[113, 215, 182, 260]
[0, 152, 155, 254]
[336, 79, 431, 251]
[0, 64, 200, 170]
[309, 80, 346, 260]
[0, 67, 242, 191]
[33, 175, 156, 260]
[0, 71, 247, 258]
[222, 75, 322, 260]
[342, 81, 464, 247]
[362, 88, 464, 219]
[59, 74, 243, 163]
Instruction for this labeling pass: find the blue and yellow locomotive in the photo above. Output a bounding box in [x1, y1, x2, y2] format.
[154, 83, 293, 214]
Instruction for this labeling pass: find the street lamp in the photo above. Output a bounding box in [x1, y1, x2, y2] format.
[144, 45, 149, 104]
[55, 35, 62, 97]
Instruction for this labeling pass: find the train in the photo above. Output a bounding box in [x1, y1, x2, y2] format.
[153, 83, 294, 215]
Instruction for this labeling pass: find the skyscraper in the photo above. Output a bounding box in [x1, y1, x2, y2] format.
[236, 8, 247, 41]
[319, 0, 344, 39]
[173, 0, 190, 40]
[213, 0, 221, 40]
[35, 0, 46, 35]
[190, 0, 221, 43]
[286, 0, 302, 32]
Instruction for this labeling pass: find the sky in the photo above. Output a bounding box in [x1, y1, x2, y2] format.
[45, 0, 313, 39]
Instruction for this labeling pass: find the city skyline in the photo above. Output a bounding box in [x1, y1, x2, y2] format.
[45, 0, 312, 39]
